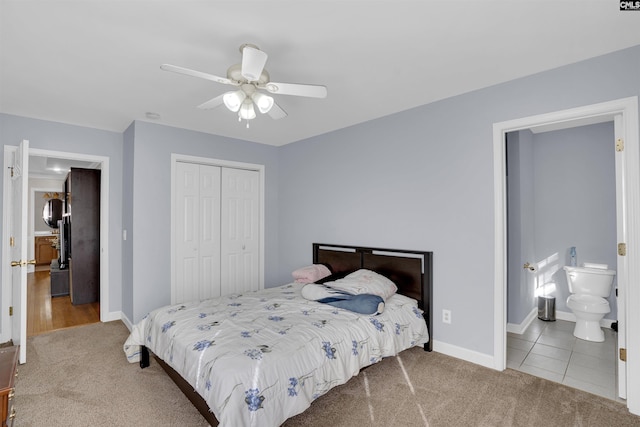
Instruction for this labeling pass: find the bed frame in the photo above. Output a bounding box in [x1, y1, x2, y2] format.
[139, 243, 433, 426]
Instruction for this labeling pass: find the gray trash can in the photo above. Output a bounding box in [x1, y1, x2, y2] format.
[538, 295, 556, 321]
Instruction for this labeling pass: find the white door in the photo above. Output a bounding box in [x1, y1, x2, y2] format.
[10, 140, 30, 363]
[220, 168, 260, 294]
[198, 165, 222, 300]
[174, 162, 221, 303]
[614, 114, 627, 398]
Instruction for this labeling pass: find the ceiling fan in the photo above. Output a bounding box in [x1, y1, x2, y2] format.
[161, 44, 327, 127]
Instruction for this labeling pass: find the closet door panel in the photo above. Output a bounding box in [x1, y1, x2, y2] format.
[174, 162, 221, 303]
[199, 165, 221, 300]
[220, 168, 260, 294]
[175, 162, 199, 304]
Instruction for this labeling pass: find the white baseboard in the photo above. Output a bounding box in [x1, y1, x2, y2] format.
[432, 340, 495, 370]
[102, 310, 123, 323]
[120, 313, 133, 331]
[439, 308, 620, 372]
[507, 308, 538, 334]
[508, 308, 617, 334]
[101, 310, 136, 331]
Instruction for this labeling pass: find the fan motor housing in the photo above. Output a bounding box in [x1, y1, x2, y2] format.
[226, 63, 270, 85]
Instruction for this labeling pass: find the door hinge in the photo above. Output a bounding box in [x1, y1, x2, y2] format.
[616, 138, 624, 152]
[7, 166, 13, 178]
[620, 347, 627, 362]
[8, 306, 12, 316]
[618, 243, 627, 256]
[9, 236, 14, 247]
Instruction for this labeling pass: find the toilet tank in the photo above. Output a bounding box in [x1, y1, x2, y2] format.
[563, 266, 616, 297]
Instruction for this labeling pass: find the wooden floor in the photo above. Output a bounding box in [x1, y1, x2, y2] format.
[27, 268, 100, 337]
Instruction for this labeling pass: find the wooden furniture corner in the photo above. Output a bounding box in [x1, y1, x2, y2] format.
[0, 346, 18, 426]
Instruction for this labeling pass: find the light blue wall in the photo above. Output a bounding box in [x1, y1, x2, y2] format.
[121, 122, 135, 321]
[0, 113, 124, 318]
[277, 45, 640, 355]
[126, 121, 280, 323]
[1, 44, 638, 358]
[507, 123, 617, 326]
[533, 122, 617, 318]
[507, 130, 536, 325]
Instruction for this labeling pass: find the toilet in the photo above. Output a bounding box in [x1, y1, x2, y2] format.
[563, 265, 616, 342]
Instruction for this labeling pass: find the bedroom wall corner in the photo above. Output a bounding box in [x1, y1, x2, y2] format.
[128, 121, 280, 324]
[0, 113, 126, 327]
[121, 121, 135, 323]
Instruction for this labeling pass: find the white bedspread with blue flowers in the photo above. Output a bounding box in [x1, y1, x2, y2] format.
[123, 282, 429, 427]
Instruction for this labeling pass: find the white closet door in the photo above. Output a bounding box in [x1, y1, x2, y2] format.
[198, 165, 222, 299]
[220, 167, 260, 294]
[175, 162, 221, 303]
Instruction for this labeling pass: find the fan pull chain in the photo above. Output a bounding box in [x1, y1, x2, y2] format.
[238, 115, 250, 128]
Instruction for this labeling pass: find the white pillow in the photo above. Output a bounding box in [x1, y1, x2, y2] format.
[325, 269, 397, 300]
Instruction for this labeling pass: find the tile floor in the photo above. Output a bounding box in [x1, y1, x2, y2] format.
[507, 318, 622, 402]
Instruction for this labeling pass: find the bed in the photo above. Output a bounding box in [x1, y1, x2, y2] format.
[124, 243, 433, 426]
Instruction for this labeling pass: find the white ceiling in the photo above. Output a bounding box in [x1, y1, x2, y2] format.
[1, 1, 639, 147]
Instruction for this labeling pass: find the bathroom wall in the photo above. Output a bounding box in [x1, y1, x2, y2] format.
[532, 122, 617, 319]
[507, 123, 617, 324]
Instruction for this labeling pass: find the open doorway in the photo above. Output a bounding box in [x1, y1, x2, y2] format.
[504, 122, 619, 400]
[27, 155, 100, 336]
[493, 96, 640, 415]
[2, 144, 111, 363]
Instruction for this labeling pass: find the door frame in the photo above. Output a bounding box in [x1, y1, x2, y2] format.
[493, 97, 639, 413]
[170, 153, 265, 304]
[2, 146, 111, 343]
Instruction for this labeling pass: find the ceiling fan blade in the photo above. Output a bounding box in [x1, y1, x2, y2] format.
[241, 45, 268, 82]
[197, 94, 225, 110]
[160, 64, 238, 86]
[261, 81, 327, 98]
[267, 101, 287, 120]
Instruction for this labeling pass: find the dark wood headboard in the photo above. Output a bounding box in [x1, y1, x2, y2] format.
[313, 243, 433, 352]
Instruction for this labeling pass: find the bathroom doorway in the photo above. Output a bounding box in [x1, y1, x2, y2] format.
[493, 97, 640, 414]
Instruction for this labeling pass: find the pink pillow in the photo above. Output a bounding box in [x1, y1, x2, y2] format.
[292, 264, 332, 284]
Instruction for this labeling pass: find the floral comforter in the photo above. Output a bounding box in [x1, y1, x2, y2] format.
[123, 282, 429, 427]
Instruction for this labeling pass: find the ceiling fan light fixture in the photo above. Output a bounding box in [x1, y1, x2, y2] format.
[223, 90, 246, 112]
[251, 92, 274, 114]
[239, 99, 256, 120]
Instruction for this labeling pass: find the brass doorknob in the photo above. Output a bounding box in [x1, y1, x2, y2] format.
[10, 259, 36, 267]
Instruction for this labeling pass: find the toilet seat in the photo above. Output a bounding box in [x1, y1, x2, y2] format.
[567, 294, 610, 314]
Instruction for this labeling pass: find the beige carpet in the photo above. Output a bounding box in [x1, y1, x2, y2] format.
[14, 321, 640, 426]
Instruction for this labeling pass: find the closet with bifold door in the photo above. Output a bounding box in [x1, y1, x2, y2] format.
[174, 162, 260, 304]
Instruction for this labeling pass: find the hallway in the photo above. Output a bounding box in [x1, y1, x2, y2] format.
[27, 268, 100, 336]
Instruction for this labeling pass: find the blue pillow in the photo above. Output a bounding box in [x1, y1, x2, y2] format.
[301, 283, 384, 314]
[317, 293, 385, 315]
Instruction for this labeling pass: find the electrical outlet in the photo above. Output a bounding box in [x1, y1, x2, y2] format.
[442, 309, 451, 324]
